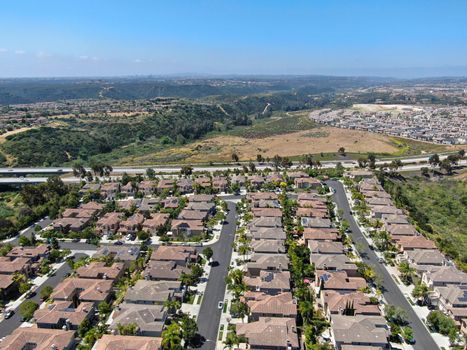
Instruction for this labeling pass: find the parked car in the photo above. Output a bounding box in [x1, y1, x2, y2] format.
[218, 301, 224, 309]
[4, 309, 14, 319]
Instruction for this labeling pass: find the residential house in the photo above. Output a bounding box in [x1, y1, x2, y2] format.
[144, 260, 190, 281]
[248, 227, 286, 241]
[161, 196, 179, 209]
[93, 335, 162, 350]
[247, 192, 277, 202]
[176, 179, 193, 193]
[212, 177, 228, 192]
[185, 201, 215, 213]
[110, 303, 167, 337]
[80, 201, 104, 212]
[76, 261, 125, 281]
[301, 217, 332, 229]
[93, 246, 140, 268]
[142, 213, 170, 235]
[118, 213, 145, 235]
[303, 229, 339, 244]
[395, 235, 436, 252]
[0, 275, 16, 300]
[386, 224, 418, 237]
[251, 239, 286, 254]
[321, 291, 381, 319]
[243, 292, 297, 321]
[96, 212, 123, 236]
[194, 177, 211, 189]
[124, 280, 183, 305]
[422, 266, 467, 288]
[309, 241, 345, 255]
[404, 249, 446, 274]
[139, 180, 157, 196]
[295, 177, 321, 189]
[6, 244, 49, 262]
[249, 216, 282, 229]
[246, 254, 289, 277]
[100, 182, 120, 200]
[0, 257, 32, 276]
[244, 270, 291, 295]
[157, 179, 174, 193]
[431, 284, 467, 323]
[171, 219, 204, 236]
[189, 194, 215, 202]
[0, 328, 75, 350]
[331, 315, 390, 350]
[139, 197, 160, 215]
[251, 208, 283, 218]
[150, 246, 198, 266]
[177, 209, 208, 221]
[236, 317, 299, 350]
[51, 278, 113, 303]
[316, 270, 367, 293]
[370, 205, 403, 219]
[247, 175, 265, 189]
[34, 300, 95, 330]
[121, 182, 136, 197]
[311, 254, 358, 276]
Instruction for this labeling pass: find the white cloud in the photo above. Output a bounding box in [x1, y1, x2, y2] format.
[133, 58, 142, 63]
[15, 50, 25, 55]
[0, 48, 8, 53]
[91, 56, 99, 61]
[79, 55, 89, 60]
[36, 51, 51, 58]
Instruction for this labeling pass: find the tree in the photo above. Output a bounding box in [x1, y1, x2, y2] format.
[72, 160, 86, 178]
[180, 313, 198, 346]
[272, 154, 282, 170]
[412, 282, 429, 304]
[385, 305, 409, 326]
[202, 247, 213, 261]
[256, 154, 264, 163]
[398, 261, 415, 285]
[231, 153, 239, 162]
[429, 153, 440, 167]
[225, 269, 246, 298]
[164, 299, 181, 313]
[230, 299, 249, 319]
[103, 164, 113, 177]
[40, 285, 54, 300]
[401, 326, 414, 343]
[162, 322, 183, 350]
[136, 230, 150, 241]
[146, 168, 156, 179]
[303, 154, 314, 167]
[426, 310, 458, 342]
[338, 147, 346, 156]
[458, 149, 465, 158]
[78, 318, 92, 338]
[249, 161, 256, 173]
[421, 167, 430, 177]
[18, 235, 31, 246]
[117, 323, 139, 335]
[357, 157, 368, 168]
[19, 300, 38, 320]
[224, 331, 245, 349]
[440, 158, 453, 175]
[180, 165, 193, 176]
[367, 153, 377, 169]
[98, 301, 112, 317]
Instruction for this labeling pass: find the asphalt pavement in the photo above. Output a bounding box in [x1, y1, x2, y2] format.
[326, 180, 439, 350]
[195, 200, 237, 350]
[0, 253, 88, 337]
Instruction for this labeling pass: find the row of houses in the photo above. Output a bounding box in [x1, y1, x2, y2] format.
[294, 191, 392, 350]
[236, 191, 300, 350]
[358, 177, 467, 335]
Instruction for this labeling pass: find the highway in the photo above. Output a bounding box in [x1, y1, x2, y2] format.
[326, 180, 439, 350]
[1, 159, 464, 185]
[0, 153, 461, 176]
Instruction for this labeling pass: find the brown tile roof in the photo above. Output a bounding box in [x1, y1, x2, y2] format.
[94, 335, 162, 350]
[0, 257, 31, 274]
[110, 303, 166, 335]
[309, 241, 345, 254]
[189, 194, 215, 202]
[150, 245, 197, 263]
[80, 201, 104, 211]
[142, 213, 170, 230]
[395, 235, 436, 250]
[6, 245, 48, 259]
[96, 212, 123, 228]
[51, 277, 113, 302]
[177, 209, 207, 220]
[252, 208, 283, 217]
[386, 224, 418, 236]
[250, 239, 286, 254]
[246, 292, 297, 318]
[144, 261, 190, 281]
[76, 261, 125, 280]
[247, 192, 277, 201]
[62, 208, 96, 218]
[323, 291, 381, 316]
[124, 280, 181, 304]
[331, 315, 389, 348]
[236, 317, 299, 349]
[0, 274, 15, 289]
[34, 300, 94, 328]
[244, 271, 291, 293]
[171, 219, 204, 231]
[0, 327, 75, 350]
[296, 207, 328, 218]
[302, 228, 339, 242]
[316, 270, 367, 291]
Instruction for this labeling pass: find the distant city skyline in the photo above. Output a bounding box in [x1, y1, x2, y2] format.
[1, 0, 467, 78]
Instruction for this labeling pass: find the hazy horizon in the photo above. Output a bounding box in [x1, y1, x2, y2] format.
[1, 0, 467, 78]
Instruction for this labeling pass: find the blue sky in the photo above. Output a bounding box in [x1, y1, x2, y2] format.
[1, 0, 466, 77]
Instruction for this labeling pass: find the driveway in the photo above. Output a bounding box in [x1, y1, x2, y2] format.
[326, 180, 438, 350]
[194, 200, 238, 350]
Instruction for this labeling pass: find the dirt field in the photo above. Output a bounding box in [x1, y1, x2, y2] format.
[126, 126, 404, 164]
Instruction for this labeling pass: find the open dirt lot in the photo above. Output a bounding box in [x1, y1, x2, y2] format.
[127, 126, 403, 164]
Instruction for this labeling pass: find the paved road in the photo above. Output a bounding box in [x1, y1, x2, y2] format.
[195, 200, 237, 350]
[0, 253, 88, 337]
[326, 180, 439, 350]
[3, 217, 52, 245]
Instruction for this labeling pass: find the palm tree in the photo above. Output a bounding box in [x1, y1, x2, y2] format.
[398, 261, 416, 285]
[299, 299, 314, 324]
[238, 244, 250, 262]
[162, 323, 183, 350]
[164, 299, 181, 314]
